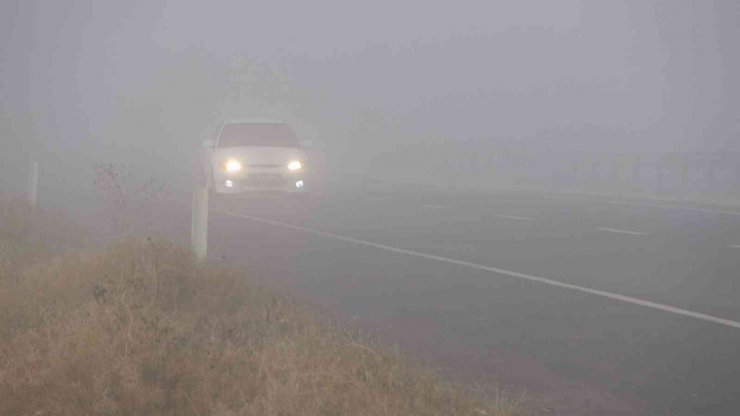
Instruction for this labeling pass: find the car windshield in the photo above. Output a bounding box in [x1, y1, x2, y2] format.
[217, 123, 299, 148]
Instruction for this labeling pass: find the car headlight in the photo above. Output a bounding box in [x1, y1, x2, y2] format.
[224, 159, 242, 173]
[287, 160, 302, 171]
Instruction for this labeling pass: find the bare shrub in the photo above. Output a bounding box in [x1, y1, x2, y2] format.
[93, 163, 164, 235]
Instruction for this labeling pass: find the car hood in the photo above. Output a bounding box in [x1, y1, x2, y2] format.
[211, 146, 305, 167]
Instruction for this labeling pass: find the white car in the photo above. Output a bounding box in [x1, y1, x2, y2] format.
[202, 120, 309, 194]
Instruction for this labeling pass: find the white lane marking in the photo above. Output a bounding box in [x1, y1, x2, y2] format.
[730, 245, 740, 249]
[214, 209, 740, 330]
[607, 200, 740, 217]
[597, 227, 647, 236]
[496, 214, 533, 222]
[422, 203, 453, 210]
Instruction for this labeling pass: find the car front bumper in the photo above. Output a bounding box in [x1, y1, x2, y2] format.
[213, 171, 307, 194]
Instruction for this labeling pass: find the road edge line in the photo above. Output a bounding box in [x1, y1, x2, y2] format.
[214, 209, 740, 330]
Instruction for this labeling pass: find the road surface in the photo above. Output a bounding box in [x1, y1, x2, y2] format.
[208, 180, 740, 415]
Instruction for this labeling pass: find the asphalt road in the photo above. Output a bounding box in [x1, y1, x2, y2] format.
[208, 180, 740, 415]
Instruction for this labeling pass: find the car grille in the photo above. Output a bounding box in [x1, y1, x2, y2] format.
[247, 164, 283, 168]
[245, 173, 289, 188]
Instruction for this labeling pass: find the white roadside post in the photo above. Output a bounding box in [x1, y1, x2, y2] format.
[192, 140, 215, 263]
[190, 140, 213, 262]
[27, 161, 39, 210]
[191, 184, 209, 263]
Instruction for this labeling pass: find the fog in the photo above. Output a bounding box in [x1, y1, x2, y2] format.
[2, 1, 740, 414]
[3, 1, 739, 196]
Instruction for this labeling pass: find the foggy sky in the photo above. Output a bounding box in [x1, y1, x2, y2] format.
[1, 0, 739, 193]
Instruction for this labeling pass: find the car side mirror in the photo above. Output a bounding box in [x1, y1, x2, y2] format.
[202, 139, 215, 149]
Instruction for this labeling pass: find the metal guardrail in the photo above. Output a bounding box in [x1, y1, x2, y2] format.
[372, 145, 740, 202]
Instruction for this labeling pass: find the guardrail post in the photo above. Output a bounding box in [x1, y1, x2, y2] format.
[191, 185, 209, 262]
[27, 161, 39, 210]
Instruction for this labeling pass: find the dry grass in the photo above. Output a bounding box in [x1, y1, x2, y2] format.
[0, 200, 525, 416]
